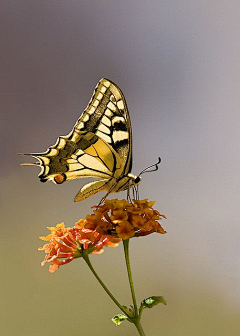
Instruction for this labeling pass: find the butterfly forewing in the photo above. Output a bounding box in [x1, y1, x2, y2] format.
[74, 78, 132, 175]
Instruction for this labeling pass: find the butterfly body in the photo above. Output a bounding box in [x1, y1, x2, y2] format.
[25, 78, 140, 202]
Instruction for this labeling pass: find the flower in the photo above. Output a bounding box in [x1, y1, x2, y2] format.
[39, 199, 166, 272]
[39, 223, 120, 273]
[115, 220, 135, 240]
[82, 199, 166, 240]
[131, 215, 149, 230]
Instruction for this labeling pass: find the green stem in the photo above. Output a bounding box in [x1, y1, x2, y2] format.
[123, 239, 138, 315]
[123, 239, 146, 336]
[135, 320, 146, 336]
[83, 247, 146, 335]
[83, 253, 128, 317]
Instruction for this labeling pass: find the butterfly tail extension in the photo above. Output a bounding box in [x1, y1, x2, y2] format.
[74, 179, 110, 202]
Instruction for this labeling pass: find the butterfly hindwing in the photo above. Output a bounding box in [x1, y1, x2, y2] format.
[32, 131, 123, 183]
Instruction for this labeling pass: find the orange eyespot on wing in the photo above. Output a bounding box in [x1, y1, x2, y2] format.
[54, 173, 66, 184]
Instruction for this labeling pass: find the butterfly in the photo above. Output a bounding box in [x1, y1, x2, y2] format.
[22, 78, 144, 202]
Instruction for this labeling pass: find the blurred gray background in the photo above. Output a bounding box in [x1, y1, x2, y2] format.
[1, 1, 240, 335]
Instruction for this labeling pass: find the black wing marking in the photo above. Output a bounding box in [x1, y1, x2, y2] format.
[74, 78, 132, 175]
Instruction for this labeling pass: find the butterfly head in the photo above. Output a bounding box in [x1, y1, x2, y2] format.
[127, 174, 141, 186]
[133, 175, 141, 185]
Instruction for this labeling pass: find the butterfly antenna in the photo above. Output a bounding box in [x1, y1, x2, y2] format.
[138, 157, 161, 176]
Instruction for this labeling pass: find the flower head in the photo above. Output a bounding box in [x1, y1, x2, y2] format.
[83, 199, 166, 240]
[39, 223, 120, 273]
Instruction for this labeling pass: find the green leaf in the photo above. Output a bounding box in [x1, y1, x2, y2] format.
[111, 314, 128, 326]
[140, 296, 167, 310]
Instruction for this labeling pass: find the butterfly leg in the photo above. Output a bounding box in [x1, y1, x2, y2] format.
[126, 184, 140, 203]
[97, 182, 118, 207]
[127, 186, 135, 204]
[127, 188, 131, 203]
[133, 185, 140, 200]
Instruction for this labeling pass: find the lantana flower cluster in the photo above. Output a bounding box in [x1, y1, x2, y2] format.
[39, 199, 166, 272]
[39, 223, 120, 273]
[79, 199, 167, 240]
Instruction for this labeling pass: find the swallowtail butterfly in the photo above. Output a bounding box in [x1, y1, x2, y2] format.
[22, 78, 142, 202]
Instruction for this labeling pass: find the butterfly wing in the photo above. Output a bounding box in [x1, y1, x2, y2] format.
[30, 131, 123, 183]
[74, 78, 132, 176]
[23, 78, 132, 200]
